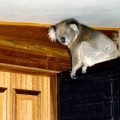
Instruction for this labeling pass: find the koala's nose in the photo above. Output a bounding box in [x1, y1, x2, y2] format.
[61, 37, 65, 43]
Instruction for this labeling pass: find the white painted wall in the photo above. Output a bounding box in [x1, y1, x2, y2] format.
[0, 0, 120, 27]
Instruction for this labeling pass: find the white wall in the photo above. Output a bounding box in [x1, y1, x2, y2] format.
[0, 0, 120, 27]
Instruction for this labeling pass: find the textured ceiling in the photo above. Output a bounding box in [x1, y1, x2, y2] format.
[0, 0, 120, 27]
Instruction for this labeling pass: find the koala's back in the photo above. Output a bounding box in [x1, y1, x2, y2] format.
[80, 25, 118, 66]
[73, 24, 119, 66]
[79, 25, 111, 43]
[74, 24, 117, 49]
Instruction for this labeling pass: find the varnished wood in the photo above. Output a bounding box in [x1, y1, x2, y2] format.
[0, 21, 50, 27]
[0, 71, 51, 120]
[16, 94, 38, 120]
[0, 21, 120, 30]
[50, 75, 57, 120]
[0, 89, 4, 120]
[0, 23, 71, 72]
[0, 24, 69, 54]
[0, 22, 120, 72]
[0, 45, 70, 72]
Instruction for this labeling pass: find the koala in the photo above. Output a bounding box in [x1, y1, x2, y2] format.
[48, 18, 119, 79]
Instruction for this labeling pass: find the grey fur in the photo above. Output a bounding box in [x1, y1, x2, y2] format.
[48, 18, 119, 78]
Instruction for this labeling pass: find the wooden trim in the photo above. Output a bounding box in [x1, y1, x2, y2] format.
[0, 63, 59, 76]
[91, 26, 120, 31]
[0, 21, 120, 30]
[0, 21, 50, 27]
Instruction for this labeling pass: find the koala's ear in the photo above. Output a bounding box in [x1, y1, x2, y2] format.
[67, 18, 80, 34]
[48, 25, 57, 42]
[70, 24, 79, 34]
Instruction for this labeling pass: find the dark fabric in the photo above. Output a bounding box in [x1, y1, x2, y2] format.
[57, 58, 120, 120]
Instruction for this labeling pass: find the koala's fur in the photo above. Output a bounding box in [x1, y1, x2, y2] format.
[48, 18, 119, 78]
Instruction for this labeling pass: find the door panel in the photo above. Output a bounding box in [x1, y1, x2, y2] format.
[16, 94, 38, 120]
[0, 88, 7, 120]
[0, 71, 50, 120]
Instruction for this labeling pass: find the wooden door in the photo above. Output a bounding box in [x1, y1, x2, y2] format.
[0, 71, 51, 120]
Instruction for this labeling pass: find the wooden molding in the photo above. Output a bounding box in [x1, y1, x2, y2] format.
[0, 45, 70, 73]
[0, 22, 120, 73]
[0, 21, 120, 30]
[0, 21, 51, 27]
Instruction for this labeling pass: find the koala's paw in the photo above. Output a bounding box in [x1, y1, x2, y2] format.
[82, 66, 87, 73]
[70, 71, 77, 79]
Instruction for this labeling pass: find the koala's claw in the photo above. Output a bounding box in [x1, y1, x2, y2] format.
[70, 71, 77, 79]
[82, 66, 87, 73]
